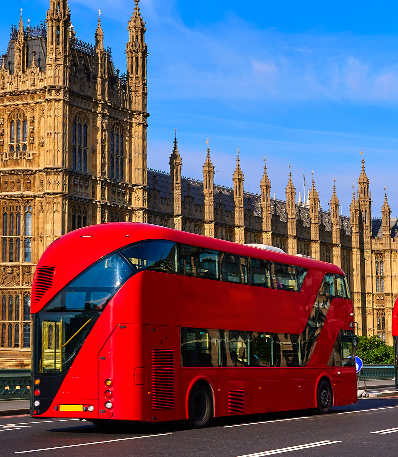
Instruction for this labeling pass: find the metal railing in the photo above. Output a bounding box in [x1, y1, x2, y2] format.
[359, 364, 395, 380]
[0, 369, 31, 400]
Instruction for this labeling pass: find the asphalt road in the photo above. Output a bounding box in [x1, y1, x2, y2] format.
[2, 398, 398, 457]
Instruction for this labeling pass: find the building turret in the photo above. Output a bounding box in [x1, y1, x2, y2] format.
[14, 11, 26, 74]
[382, 189, 391, 248]
[309, 173, 320, 260]
[126, 1, 148, 221]
[169, 130, 182, 230]
[94, 11, 107, 100]
[260, 157, 272, 245]
[330, 179, 341, 267]
[46, 0, 71, 86]
[233, 149, 244, 243]
[126, 0, 147, 112]
[285, 166, 297, 255]
[203, 139, 215, 237]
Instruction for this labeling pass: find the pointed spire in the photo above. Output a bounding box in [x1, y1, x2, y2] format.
[129, 0, 145, 29]
[95, 9, 104, 50]
[286, 164, 294, 191]
[330, 177, 339, 206]
[169, 128, 181, 166]
[261, 156, 270, 187]
[382, 186, 391, 213]
[358, 150, 369, 184]
[233, 148, 244, 180]
[173, 128, 179, 154]
[18, 8, 24, 37]
[206, 138, 210, 159]
[204, 138, 213, 168]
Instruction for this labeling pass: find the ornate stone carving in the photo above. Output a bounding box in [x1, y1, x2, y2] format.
[0, 266, 20, 287]
[22, 266, 32, 286]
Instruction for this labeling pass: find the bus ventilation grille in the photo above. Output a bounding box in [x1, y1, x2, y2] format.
[228, 390, 245, 414]
[34, 266, 55, 302]
[152, 349, 175, 410]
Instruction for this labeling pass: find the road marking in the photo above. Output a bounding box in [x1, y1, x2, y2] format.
[236, 440, 342, 456]
[15, 432, 173, 454]
[225, 405, 398, 428]
[371, 427, 398, 435]
[224, 416, 310, 428]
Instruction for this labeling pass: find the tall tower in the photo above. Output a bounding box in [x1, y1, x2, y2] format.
[309, 173, 320, 260]
[203, 140, 215, 237]
[233, 150, 244, 244]
[330, 179, 341, 267]
[356, 155, 373, 335]
[285, 166, 297, 255]
[169, 130, 182, 230]
[260, 157, 272, 245]
[0, 0, 151, 367]
[127, 1, 148, 224]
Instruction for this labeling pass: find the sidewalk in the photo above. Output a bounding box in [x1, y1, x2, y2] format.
[0, 399, 30, 416]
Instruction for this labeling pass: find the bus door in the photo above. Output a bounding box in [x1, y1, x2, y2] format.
[144, 325, 181, 422]
[98, 323, 144, 421]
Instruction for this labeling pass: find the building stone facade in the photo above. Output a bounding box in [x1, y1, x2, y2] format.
[0, 0, 396, 368]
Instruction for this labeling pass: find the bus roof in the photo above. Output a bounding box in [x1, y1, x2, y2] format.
[32, 222, 345, 313]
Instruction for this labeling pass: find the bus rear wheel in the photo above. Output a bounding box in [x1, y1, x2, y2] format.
[316, 379, 332, 414]
[188, 384, 213, 428]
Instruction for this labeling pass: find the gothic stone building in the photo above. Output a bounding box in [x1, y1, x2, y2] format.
[0, 0, 396, 368]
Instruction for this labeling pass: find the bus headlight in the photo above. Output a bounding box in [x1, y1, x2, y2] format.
[105, 401, 113, 409]
[34, 400, 40, 407]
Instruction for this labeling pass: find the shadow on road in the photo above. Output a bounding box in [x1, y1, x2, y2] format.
[48, 396, 398, 436]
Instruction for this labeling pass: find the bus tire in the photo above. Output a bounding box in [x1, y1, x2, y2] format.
[316, 379, 332, 414]
[188, 383, 213, 428]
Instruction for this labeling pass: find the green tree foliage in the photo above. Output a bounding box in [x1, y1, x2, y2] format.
[356, 335, 394, 364]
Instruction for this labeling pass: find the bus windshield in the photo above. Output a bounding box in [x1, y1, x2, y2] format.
[34, 240, 177, 374]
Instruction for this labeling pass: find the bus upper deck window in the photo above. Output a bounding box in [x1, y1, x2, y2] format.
[120, 240, 177, 274]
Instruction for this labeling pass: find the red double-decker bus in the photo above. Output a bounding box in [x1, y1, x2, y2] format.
[31, 223, 357, 427]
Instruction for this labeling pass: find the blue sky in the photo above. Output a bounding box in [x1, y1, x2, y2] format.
[2, 1, 398, 217]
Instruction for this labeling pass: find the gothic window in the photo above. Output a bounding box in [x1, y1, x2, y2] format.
[8, 295, 13, 321]
[14, 323, 19, 347]
[15, 296, 19, 321]
[24, 205, 32, 262]
[110, 125, 124, 181]
[9, 111, 27, 156]
[375, 254, 384, 293]
[23, 323, 30, 348]
[1, 295, 5, 320]
[376, 310, 386, 341]
[71, 207, 88, 231]
[1, 323, 5, 347]
[23, 294, 31, 321]
[72, 115, 88, 173]
[2, 205, 24, 262]
[7, 323, 12, 347]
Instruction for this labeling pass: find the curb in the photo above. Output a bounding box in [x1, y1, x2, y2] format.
[0, 408, 30, 417]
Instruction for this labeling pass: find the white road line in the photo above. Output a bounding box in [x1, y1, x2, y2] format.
[224, 416, 310, 428]
[236, 440, 342, 457]
[15, 432, 173, 454]
[371, 427, 398, 435]
[224, 405, 398, 429]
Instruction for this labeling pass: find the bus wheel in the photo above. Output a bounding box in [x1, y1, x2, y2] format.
[316, 379, 332, 414]
[188, 384, 213, 428]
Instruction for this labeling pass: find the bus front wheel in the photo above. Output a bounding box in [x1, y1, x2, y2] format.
[188, 384, 213, 428]
[316, 379, 332, 414]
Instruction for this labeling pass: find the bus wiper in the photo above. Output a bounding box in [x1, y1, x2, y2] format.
[61, 319, 92, 348]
